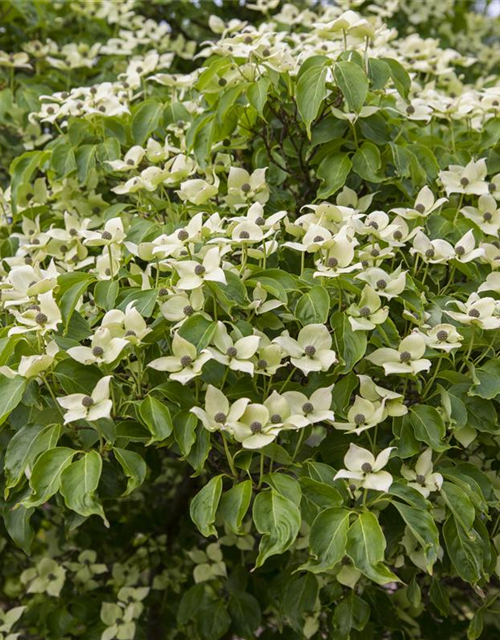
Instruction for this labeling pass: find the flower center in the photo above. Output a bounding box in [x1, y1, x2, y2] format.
[101, 231, 113, 241]
[180, 355, 193, 367]
[257, 359, 268, 369]
[361, 462, 372, 473]
[415, 203, 425, 214]
[239, 231, 250, 239]
[359, 306, 371, 317]
[483, 212, 493, 221]
[304, 345, 316, 357]
[436, 330, 448, 342]
[327, 257, 338, 268]
[270, 414, 282, 424]
[460, 177, 469, 186]
[214, 412, 226, 423]
[302, 402, 314, 414]
[35, 312, 48, 325]
[226, 346, 238, 358]
[399, 350, 412, 362]
[354, 413, 366, 425]
[183, 305, 194, 316]
[250, 421, 262, 433]
[455, 245, 465, 256]
[177, 229, 189, 241]
[468, 308, 480, 318]
[92, 346, 104, 357]
[82, 396, 94, 407]
[376, 279, 387, 290]
[416, 474, 426, 485]
[241, 183, 251, 193]
[425, 248, 435, 258]
[194, 264, 206, 276]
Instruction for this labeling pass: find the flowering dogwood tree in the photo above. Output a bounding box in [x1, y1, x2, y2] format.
[0, 0, 499, 638]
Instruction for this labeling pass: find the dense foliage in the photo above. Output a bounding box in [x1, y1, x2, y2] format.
[0, 0, 500, 638]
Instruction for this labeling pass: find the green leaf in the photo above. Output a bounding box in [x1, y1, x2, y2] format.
[247, 77, 271, 116]
[252, 489, 301, 568]
[228, 592, 261, 638]
[381, 58, 411, 99]
[5, 424, 61, 494]
[368, 58, 391, 90]
[173, 410, 198, 457]
[75, 144, 97, 184]
[114, 447, 147, 496]
[190, 475, 223, 538]
[94, 280, 119, 311]
[57, 272, 95, 325]
[54, 359, 102, 395]
[317, 152, 352, 198]
[118, 289, 157, 317]
[60, 451, 107, 524]
[0, 375, 27, 426]
[297, 63, 329, 134]
[132, 100, 163, 145]
[443, 517, 484, 584]
[409, 404, 447, 451]
[300, 507, 350, 573]
[139, 395, 173, 443]
[469, 359, 500, 399]
[346, 511, 399, 585]
[218, 480, 252, 534]
[392, 502, 440, 573]
[21, 447, 75, 508]
[333, 593, 370, 636]
[352, 141, 382, 182]
[10, 150, 49, 214]
[330, 311, 367, 373]
[178, 314, 217, 351]
[295, 286, 330, 325]
[441, 481, 476, 531]
[468, 611, 484, 640]
[334, 61, 369, 112]
[3, 503, 34, 555]
[283, 573, 319, 633]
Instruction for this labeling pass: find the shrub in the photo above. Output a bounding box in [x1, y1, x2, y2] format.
[0, 1, 500, 638]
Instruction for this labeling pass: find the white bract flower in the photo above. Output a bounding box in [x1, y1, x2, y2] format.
[439, 159, 489, 196]
[420, 323, 463, 351]
[68, 328, 129, 365]
[401, 449, 443, 497]
[461, 195, 500, 234]
[357, 375, 407, 418]
[173, 247, 226, 290]
[333, 396, 386, 435]
[366, 333, 432, 376]
[230, 403, 282, 449]
[148, 333, 211, 384]
[225, 167, 269, 209]
[410, 231, 454, 264]
[208, 323, 260, 375]
[274, 324, 337, 375]
[392, 185, 447, 220]
[445, 293, 500, 330]
[347, 285, 389, 331]
[355, 266, 406, 299]
[282, 386, 335, 427]
[57, 376, 113, 425]
[452, 230, 484, 263]
[191, 385, 249, 433]
[334, 444, 395, 492]
[9, 291, 62, 336]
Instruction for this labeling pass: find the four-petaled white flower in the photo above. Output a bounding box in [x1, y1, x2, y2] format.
[401, 449, 443, 498]
[274, 324, 337, 375]
[148, 333, 211, 384]
[335, 444, 395, 492]
[57, 376, 113, 424]
[366, 333, 431, 376]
